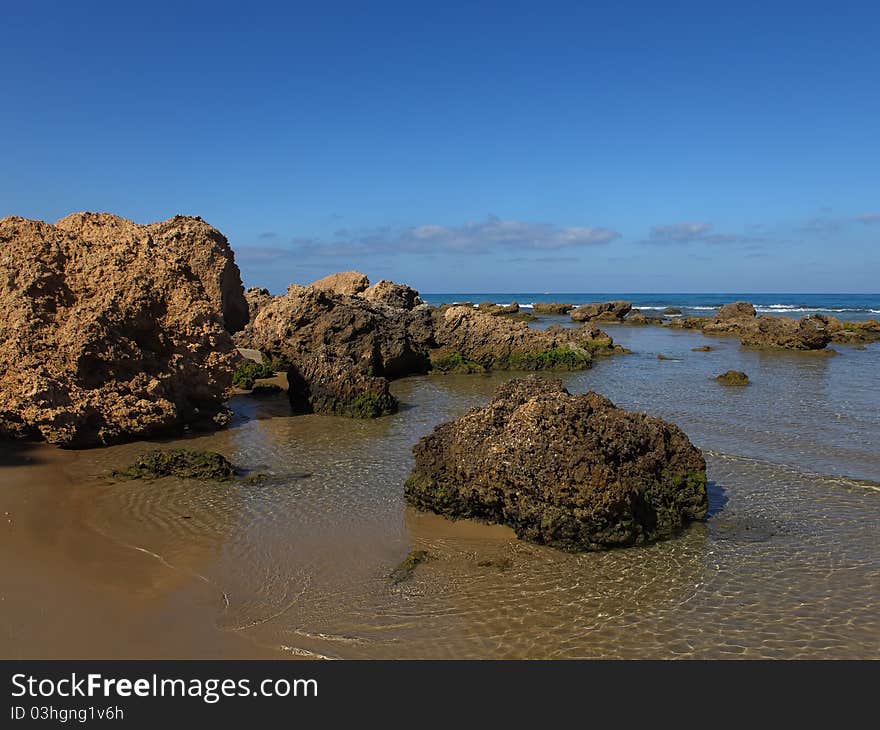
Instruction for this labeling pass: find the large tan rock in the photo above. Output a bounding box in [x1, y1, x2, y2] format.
[307, 271, 370, 296]
[0, 214, 244, 447]
[738, 315, 831, 350]
[362, 279, 423, 309]
[570, 300, 632, 322]
[430, 306, 616, 371]
[54, 212, 247, 332]
[715, 301, 756, 320]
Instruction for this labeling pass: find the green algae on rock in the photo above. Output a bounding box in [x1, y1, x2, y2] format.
[389, 549, 433, 584]
[112, 449, 236, 481]
[232, 361, 276, 389]
[404, 377, 708, 552]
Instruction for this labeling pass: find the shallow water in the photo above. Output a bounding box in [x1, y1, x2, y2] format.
[1, 325, 878, 658]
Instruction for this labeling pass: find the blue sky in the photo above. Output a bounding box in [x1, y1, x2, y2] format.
[1, 1, 878, 293]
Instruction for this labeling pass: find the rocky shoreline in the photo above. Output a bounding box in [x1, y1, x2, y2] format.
[2, 212, 875, 552]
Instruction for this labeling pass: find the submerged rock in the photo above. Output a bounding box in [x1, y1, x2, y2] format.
[388, 549, 433, 584]
[570, 300, 632, 323]
[715, 370, 749, 386]
[0, 213, 245, 447]
[405, 377, 708, 551]
[112, 449, 236, 481]
[692, 345, 714, 352]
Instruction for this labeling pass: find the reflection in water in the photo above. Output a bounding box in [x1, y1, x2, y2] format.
[1, 326, 878, 658]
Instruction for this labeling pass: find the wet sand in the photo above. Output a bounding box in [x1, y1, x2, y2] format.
[1, 324, 879, 659]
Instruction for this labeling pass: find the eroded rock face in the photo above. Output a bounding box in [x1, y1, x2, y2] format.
[738, 315, 830, 350]
[247, 285, 435, 415]
[362, 279, 423, 309]
[0, 214, 244, 446]
[286, 349, 397, 418]
[405, 377, 708, 551]
[244, 287, 273, 320]
[54, 212, 247, 333]
[570, 300, 632, 322]
[308, 271, 370, 296]
[242, 279, 623, 416]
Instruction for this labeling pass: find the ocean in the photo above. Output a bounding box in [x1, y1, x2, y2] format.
[422, 292, 880, 321]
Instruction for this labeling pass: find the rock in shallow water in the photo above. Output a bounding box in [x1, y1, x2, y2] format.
[112, 449, 236, 481]
[404, 377, 708, 551]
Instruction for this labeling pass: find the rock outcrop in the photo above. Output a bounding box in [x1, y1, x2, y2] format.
[243, 286, 273, 321]
[286, 349, 398, 418]
[430, 306, 616, 373]
[715, 301, 756, 320]
[54, 212, 248, 333]
[362, 279, 423, 310]
[532, 302, 573, 315]
[570, 300, 632, 323]
[738, 315, 830, 350]
[243, 277, 623, 417]
[245, 283, 436, 416]
[823, 317, 880, 345]
[669, 301, 832, 351]
[0, 213, 245, 446]
[308, 271, 370, 296]
[405, 377, 708, 551]
[715, 370, 749, 386]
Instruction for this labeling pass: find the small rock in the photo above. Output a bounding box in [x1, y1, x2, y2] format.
[715, 370, 749, 386]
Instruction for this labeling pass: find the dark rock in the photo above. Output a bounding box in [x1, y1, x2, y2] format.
[112, 449, 236, 481]
[692, 346, 713, 352]
[663, 307, 682, 315]
[405, 377, 708, 551]
[715, 370, 749, 386]
[249, 383, 283, 396]
[389, 549, 432, 584]
[287, 350, 397, 418]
